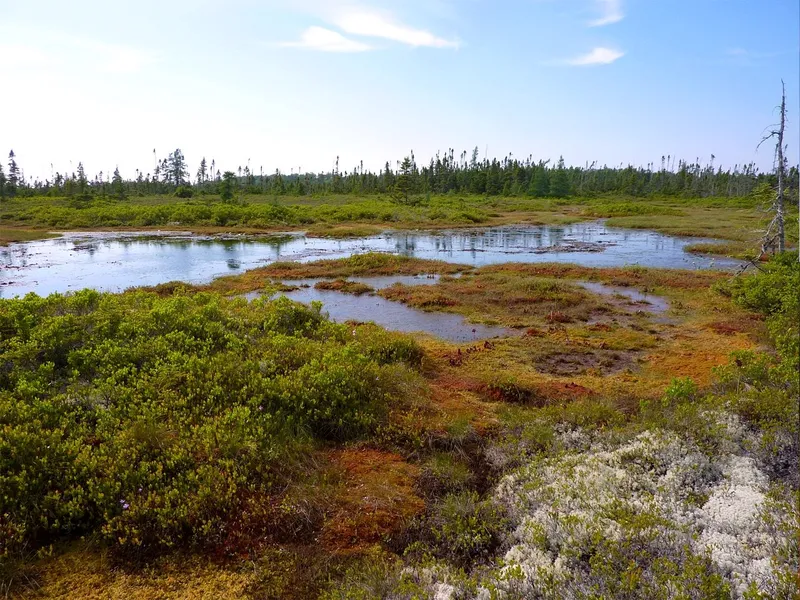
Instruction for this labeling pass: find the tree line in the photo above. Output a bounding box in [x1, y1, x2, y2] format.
[1, 147, 797, 201]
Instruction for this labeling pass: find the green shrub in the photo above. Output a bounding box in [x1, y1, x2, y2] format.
[0, 289, 423, 566]
[426, 491, 507, 567]
[174, 185, 193, 198]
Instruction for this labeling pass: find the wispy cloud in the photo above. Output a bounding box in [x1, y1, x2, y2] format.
[589, 0, 623, 27]
[279, 26, 371, 52]
[567, 47, 624, 65]
[334, 9, 459, 48]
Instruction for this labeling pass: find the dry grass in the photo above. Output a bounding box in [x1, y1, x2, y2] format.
[14, 547, 253, 600]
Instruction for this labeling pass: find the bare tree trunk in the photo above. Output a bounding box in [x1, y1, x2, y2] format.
[759, 82, 789, 256]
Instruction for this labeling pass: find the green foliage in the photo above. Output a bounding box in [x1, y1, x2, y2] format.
[424, 491, 507, 567]
[0, 289, 422, 566]
[219, 171, 236, 202]
[663, 377, 699, 406]
[719, 253, 799, 384]
[174, 185, 193, 198]
[111, 167, 126, 201]
[417, 453, 474, 498]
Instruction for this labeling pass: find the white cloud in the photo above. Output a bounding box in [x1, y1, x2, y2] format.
[334, 10, 459, 48]
[589, 0, 623, 27]
[567, 47, 624, 65]
[280, 26, 372, 52]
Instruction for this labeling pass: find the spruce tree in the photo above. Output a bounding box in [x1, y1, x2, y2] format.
[530, 166, 550, 197]
[112, 167, 126, 200]
[394, 157, 414, 203]
[550, 157, 570, 197]
[7, 150, 19, 196]
[0, 163, 6, 200]
[197, 157, 207, 185]
[77, 162, 89, 198]
[220, 171, 236, 201]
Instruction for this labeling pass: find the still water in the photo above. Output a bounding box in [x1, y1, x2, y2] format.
[0, 222, 739, 298]
[245, 275, 514, 343]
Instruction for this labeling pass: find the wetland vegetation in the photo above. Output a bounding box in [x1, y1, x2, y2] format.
[1, 148, 798, 599]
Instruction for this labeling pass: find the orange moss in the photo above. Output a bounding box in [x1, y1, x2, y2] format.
[643, 328, 754, 386]
[321, 448, 424, 552]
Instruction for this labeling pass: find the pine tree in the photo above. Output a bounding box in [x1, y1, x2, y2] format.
[0, 163, 6, 200]
[112, 167, 126, 200]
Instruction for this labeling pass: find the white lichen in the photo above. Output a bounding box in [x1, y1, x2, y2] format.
[490, 421, 792, 599]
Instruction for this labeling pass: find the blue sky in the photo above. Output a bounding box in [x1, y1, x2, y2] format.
[1, 0, 797, 182]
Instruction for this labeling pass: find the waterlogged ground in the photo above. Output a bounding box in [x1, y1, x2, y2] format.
[0, 222, 741, 298]
[246, 275, 515, 343]
[8, 250, 797, 600]
[4, 218, 794, 600]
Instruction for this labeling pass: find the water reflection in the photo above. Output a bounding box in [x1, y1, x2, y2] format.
[0, 223, 741, 298]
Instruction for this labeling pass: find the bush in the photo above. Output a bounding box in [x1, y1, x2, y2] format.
[0, 289, 423, 566]
[425, 491, 507, 567]
[174, 185, 193, 198]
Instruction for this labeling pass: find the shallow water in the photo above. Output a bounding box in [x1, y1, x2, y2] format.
[238, 275, 670, 343]
[576, 281, 670, 314]
[0, 222, 740, 298]
[245, 284, 514, 343]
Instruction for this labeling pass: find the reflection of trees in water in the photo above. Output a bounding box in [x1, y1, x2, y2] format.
[394, 234, 418, 256]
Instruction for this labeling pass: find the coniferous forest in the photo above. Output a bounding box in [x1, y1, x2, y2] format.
[2, 147, 797, 200]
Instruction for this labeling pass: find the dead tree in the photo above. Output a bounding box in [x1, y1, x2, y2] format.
[758, 81, 787, 255]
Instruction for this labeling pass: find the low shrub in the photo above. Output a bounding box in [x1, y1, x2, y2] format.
[0, 289, 424, 567]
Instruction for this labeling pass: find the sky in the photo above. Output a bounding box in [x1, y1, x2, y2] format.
[1, 0, 798, 182]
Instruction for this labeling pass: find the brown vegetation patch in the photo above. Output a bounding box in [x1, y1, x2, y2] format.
[202, 253, 466, 294]
[478, 263, 725, 291]
[706, 316, 762, 337]
[379, 271, 606, 328]
[534, 381, 595, 401]
[381, 284, 460, 309]
[314, 279, 374, 295]
[535, 348, 638, 377]
[320, 448, 424, 552]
